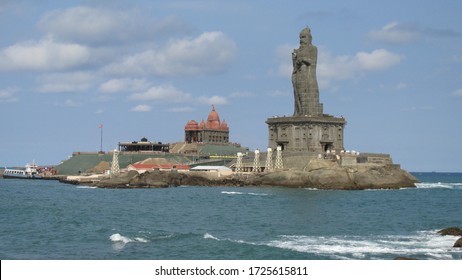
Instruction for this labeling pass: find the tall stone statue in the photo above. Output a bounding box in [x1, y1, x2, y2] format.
[266, 26, 345, 153]
[292, 27, 323, 116]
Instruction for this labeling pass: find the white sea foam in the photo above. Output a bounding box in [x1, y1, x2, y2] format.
[247, 192, 270, 196]
[203, 233, 257, 246]
[416, 182, 462, 190]
[110, 233, 151, 250]
[134, 237, 149, 243]
[200, 231, 459, 259]
[265, 231, 460, 260]
[76, 186, 97, 189]
[221, 191, 244, 195]
[221, 191, 270, 196]
[110, 233, 133, 244]
[203, 232, 220, 240]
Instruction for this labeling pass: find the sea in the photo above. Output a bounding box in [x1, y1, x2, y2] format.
[0, 172, 461, 260]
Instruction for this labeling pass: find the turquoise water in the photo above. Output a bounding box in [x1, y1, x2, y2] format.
[0, 173, 461, 260]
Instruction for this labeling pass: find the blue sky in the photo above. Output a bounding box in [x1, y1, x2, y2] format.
[1, 0, 461, 172]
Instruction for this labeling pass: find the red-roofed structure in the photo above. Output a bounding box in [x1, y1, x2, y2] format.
[184, 105, 230, 144]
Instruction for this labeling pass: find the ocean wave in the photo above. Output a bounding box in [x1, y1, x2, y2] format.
[221, 191, 270, 196]
[110, 233, 134, 244]
[134, 237, 149, 243]
[109, 233, 133, 250]
[247, 192, 270, 196]
[201, 230, 460, 259]
[76, 186, 97, 189]
[109, 232, 153, 250]
[221, 191, 244, 195]
[416, 182, 462, 190]
[203, 232, 220, 240]
[203, 232, 253, 246]
[265, 231, 460, 260]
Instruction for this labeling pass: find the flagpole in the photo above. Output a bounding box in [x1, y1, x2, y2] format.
[100, 124, 103, 153]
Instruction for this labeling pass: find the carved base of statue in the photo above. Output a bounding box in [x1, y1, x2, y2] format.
[266, 115, 346, 153]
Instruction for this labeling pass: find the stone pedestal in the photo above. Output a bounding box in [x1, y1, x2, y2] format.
[266, 115, 346, 153]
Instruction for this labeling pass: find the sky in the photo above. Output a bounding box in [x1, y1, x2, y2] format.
[0, 0, 461, 172]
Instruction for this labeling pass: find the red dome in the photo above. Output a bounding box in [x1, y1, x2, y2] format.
[185, 120, 199, 131]
[220, 120, 229, 131]
[206, 105, 221, 129]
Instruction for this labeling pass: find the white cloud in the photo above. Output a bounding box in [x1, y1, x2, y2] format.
[39, 6, 119, 43]
[368, 22, 420, 44]
[276, 45, 402, 90]
[401, 106, 434, 111]
[165, 1, 250, 14]
[355, 49, 402, 71]
[317, 50, 358, 82]
[53, 99, 82, 107]
[129, 84, 191, 102]
[0, 88, 19, 103]
[38, 71, 97, 93]
[229, 91, 255, 98]
[368, 21, 460, 44]
[129, 84, 229, 107]
[268, 90, 290, 97]
[38, 6, 190, 45]
[275, 44, 296, 77]
[99, 78, 150, 93]
[62, 99, 81, 107]
[318, 48, 402, 89]
[453, 89, 462, 97]
[395, 82, 408, 90]
[167, 107, 195, 112]
[105, 31, 237, 76]
[0, 37, 90, 71]
[197, 95, 228, 105]
[131, 104, 152, 112]
[453, 55, 462, 63]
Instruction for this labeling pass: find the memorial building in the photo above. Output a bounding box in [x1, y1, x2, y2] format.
[184, 106, 230, 144]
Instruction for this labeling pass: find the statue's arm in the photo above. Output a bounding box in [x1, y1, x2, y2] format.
[300, 57, 311, 66]
[294, 47, 316, 68]
[298, 48, 314, 66]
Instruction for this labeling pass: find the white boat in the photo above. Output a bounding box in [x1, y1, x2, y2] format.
[2, 161, 43, 179]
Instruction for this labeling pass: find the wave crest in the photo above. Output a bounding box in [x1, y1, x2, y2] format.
[266, 231, 460, 259]
[203, 232, 220, 240]
[221, 191, 270, 196]
[416, 182, 462, 190]
[110, 233, 133, 244]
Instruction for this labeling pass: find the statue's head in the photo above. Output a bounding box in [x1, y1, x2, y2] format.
[299, 27, 312, 45]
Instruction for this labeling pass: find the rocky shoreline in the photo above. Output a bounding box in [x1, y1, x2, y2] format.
[60, 159, 418, 190]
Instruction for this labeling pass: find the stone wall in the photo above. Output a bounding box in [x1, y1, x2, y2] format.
[340, 154, 358, 166]
[357, 153, 393, 165]
[339, 152, 393, 167]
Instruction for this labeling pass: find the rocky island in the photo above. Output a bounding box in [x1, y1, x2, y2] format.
[60, 27, 418, 190]
[62, 155, 417, 190]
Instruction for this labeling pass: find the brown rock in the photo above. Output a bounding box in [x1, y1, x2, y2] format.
[437, 227, 462, 236]
[353, 165, 417, 189]
[454, 237, 462, 248]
